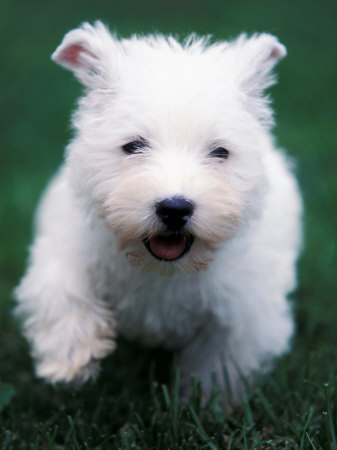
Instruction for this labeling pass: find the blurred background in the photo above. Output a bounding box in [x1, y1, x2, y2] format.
[0, 0, 336, 443]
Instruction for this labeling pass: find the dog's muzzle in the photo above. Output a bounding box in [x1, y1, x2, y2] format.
[143, 196, 195, 261]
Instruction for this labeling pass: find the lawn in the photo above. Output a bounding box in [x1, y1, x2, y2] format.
[1, 0, 337, 448]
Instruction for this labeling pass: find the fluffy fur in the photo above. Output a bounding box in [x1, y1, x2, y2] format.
[15, 22, 302, 400]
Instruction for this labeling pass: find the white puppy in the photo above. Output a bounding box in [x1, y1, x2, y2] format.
[15, 22, 302, 400]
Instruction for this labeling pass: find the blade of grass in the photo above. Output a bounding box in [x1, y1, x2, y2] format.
[306, 431, 318, 450]
[324, 382, 337, 450]
[256, 388, 278, 425]
[300, 406, 314, 449]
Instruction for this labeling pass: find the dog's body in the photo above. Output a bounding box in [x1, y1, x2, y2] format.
[16, 22, 302, 399]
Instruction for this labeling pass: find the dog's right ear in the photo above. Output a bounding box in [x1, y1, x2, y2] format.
[51, 21, 116, 88]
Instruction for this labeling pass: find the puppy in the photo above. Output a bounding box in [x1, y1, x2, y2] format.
[15, 22, 302, 400]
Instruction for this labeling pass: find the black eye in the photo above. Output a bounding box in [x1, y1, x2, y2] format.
[209, 147, 230, 159]
[122, 138, 148, 155]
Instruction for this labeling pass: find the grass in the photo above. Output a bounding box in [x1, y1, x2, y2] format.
[1, 0, 337, 447]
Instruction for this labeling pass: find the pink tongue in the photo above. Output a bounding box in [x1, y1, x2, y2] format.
[150, 235, 186, 260]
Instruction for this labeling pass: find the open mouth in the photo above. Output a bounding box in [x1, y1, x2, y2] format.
[143, 233, 194, 261]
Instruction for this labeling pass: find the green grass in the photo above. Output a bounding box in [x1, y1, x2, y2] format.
[1, 0, 337, 447]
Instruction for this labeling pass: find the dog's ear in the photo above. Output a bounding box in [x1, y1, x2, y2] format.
[229, 33, 286, 125]
[51, 21, 116, 88]
[232, 33, 286, 96]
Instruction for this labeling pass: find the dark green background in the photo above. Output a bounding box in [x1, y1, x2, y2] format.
[1, 0, 337, 447]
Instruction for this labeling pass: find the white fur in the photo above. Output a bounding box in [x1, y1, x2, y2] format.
[15, 22, 302, 399]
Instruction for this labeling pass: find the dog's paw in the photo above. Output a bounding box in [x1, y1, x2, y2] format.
[72, 358, 101, 385]
[36, 353, 104, 384]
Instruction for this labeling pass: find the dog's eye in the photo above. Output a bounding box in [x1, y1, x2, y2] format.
[209, 147, 230, 159]
[122, 138, 148, 155]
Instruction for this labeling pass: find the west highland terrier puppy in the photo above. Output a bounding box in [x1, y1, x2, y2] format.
[15, 22, 302, 400]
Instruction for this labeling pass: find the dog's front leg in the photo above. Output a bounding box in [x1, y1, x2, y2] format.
[177, 319, 233, 401]
[15, 235, 116, 384]
[177, 318, 258, 404]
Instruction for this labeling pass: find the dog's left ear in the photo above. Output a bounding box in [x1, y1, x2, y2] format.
[229, 33, 286, 125]
[231, 33, 286, 96]
[51, 21, 117, 88]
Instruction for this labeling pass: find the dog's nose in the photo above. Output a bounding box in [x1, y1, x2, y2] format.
[155, 196, 194, 230]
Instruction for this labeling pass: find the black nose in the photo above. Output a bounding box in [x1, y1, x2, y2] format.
[155, 196, 194, 231]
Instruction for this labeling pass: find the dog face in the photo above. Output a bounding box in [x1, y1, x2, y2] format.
[52, 22, 286, 273]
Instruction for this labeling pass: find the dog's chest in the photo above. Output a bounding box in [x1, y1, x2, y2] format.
[108, 270, 208, 348]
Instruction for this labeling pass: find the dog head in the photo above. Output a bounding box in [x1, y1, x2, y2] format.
[52, 22, 286, 273]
